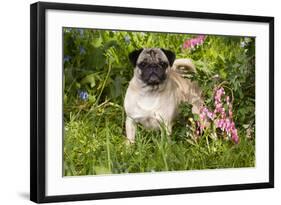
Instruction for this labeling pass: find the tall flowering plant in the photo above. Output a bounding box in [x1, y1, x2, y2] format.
[196, 86, 239, 144]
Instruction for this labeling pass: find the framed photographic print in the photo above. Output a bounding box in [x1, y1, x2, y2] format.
[30, 1, 274, 203]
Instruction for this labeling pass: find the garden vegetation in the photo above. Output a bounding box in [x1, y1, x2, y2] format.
[63, 28, 255, 176]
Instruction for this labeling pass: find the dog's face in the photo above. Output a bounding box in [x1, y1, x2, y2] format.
[129, 48, 175, 86]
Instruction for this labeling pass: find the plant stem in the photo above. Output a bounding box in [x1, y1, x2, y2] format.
[105, 122, 112, 172]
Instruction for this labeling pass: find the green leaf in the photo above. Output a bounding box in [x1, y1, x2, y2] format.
[81, 74, 96, 88]
[219, 69, 227, 79]
[193, 114, 199, 121]
[104, 40, 119, 50]
[91, 37, 103, 47]
[110, 76, 124, 98]
[85, 47, 106, 69]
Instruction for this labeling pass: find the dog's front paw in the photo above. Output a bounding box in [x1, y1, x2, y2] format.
[125, 138, 135, 145]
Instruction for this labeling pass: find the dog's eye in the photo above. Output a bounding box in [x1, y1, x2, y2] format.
[159, 62, 168, 68]
[138, 62, 147, 68]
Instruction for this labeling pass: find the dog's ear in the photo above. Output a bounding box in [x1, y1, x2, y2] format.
[129, 49, 143, 67]
[161, 48, 176, 66]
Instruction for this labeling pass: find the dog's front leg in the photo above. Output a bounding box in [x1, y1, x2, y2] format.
[125, 117, 136, 143]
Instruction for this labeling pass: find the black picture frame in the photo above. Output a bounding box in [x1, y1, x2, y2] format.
[30, 1, 274, 203]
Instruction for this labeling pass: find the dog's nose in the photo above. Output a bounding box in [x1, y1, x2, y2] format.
[148, 74, 160, 85]
[150, 64, 159, 72]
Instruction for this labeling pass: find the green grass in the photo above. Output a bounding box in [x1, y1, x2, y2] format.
[63, 101, 255, 176]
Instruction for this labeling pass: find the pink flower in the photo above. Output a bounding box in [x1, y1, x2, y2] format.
[207, 111, 214, 120]
[196, 121, 204, 135]
[200, 107, 214, 121]
[226, 96, 230, 105]
[194, 86, 239, 144]
[221, 108, 226, 117]
[225, 118, 232, 133]
[200, 113, 206, 121]
[183, 35, 206, 49]
[216, 103, 223, 109]
[216, 119, 223, 128]
[229, 110, 233, 118]
[231, 128, 239, 144]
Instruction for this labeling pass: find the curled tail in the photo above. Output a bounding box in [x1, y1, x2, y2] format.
[171, 59, 196, 76]
[171, 59, 203, 114]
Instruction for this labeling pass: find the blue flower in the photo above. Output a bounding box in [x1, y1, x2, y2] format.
[124, 35, 131, 44]
[79, 46, 86, 55]
[63, 55, 71, 63]
[78, 90, 89, 101]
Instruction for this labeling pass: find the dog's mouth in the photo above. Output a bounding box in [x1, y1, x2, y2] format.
[147, 73, 161, 85]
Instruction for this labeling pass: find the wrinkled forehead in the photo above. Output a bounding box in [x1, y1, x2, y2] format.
[137, 48, 168, 63]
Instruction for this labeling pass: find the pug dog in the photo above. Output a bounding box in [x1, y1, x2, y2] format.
[124, 48, 203, 143]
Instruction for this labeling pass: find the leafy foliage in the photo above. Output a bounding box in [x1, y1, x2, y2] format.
[63, 28, 255, 175]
